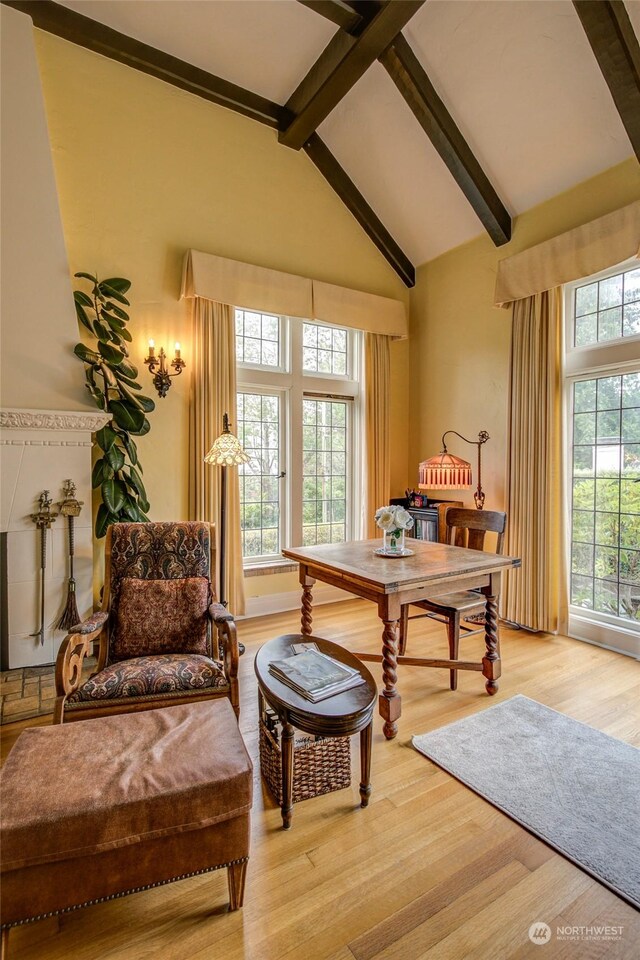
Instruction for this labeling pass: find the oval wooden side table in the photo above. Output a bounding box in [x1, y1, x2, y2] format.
[254, 634, 377, 829]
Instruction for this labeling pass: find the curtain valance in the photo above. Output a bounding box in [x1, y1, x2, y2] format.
[181, 249, 408, 338]
[494, 200, 640, 308]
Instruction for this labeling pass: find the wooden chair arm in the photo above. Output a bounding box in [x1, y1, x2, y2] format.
[217, 617, 239, 680]
[55, 613, 109, 698]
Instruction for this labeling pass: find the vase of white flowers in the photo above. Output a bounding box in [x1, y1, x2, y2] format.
[374, 504, 414, 556]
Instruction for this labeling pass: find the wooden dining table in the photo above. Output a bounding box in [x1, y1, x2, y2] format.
[282, 539, 521, 740]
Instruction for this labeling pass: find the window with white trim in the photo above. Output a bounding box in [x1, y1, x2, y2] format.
[235, 311, 362, 565]
[565, 261, 640, 652]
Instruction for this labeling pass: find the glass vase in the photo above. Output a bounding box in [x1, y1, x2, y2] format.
[383, 529, 405, 555]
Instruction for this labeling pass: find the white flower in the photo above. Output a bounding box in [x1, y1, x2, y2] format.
[393, 506, 414, 531]
[374, 505, 414, 533]
[375, 507, 396, 532]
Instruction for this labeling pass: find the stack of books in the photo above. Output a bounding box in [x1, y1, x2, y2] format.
[268, 649, 365, 703]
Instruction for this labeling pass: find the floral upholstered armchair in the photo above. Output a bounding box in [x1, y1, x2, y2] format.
[53, 521, 239, 723]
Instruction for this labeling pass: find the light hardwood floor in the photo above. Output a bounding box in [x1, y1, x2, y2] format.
[2, 599, 639, 959]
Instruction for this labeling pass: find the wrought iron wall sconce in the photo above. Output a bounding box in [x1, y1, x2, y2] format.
[419, 430, 490, 510]
[144, 340, 186, 398]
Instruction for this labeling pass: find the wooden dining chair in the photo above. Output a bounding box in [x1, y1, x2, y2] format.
[398, 508, 507, 690]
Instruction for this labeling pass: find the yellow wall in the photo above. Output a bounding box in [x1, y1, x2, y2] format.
[408, 158, 640, 510]
[33, 31, 410, 598]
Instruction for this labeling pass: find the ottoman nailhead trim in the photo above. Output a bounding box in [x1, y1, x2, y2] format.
[0, 856, 249, 930]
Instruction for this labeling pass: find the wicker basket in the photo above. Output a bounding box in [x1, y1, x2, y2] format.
[259, 718, 351, 805]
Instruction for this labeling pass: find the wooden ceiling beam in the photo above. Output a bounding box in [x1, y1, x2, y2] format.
[296, 1, 364, 34]
[304, 134, 415, 286]
[280, 0, 425, 151]
[573, 0, 640, 161]
[380, 34, 511, 246]
[2, 0, 285, 129]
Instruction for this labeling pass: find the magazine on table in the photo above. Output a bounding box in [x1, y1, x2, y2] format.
[268, 649, 365, 702]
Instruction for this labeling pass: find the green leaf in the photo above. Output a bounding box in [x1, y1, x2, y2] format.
[118, 359, 138, 380]
[105, 444, 125, 471]
[99, 282, 130, 306]
[128, 465, 147, 500]
[122, 496, 139, 521]
[133, 416, 151, 437]
[95, 423, 117, 452]
[99, 362, 117, 387]
[101, 277, 131, 294]
[94, 319, 110, 342]
[102, 302, 129, 321]
[116, 382, 141, 408]
[101, 478, 126, 514]
[106, 328, 124, 346]
[112, 368, 142, 390]
[110, 400, 145, 433]
[92, 458, 113, 487]
[102, 312, 125, 330]
[74, 342, 98, 363]
[138, 498, 150, 514]
[74, 301, 94, 332]
[98, 341, 125, 365]
[124, 435, 138, 465]
[136, 395, 155, 413]
[102, 313, 132, 340]
[74, 271, 98, 283]
[95, 503, 117, 539]
[74, 290, 93, 307]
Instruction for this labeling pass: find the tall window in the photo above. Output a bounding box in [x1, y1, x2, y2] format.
[235, 311, 361, 565]
[565, 262, 640, 652]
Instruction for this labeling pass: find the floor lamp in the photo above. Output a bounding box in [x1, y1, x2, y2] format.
[419, 430, 490, 509]
[204, 413, 249, 649]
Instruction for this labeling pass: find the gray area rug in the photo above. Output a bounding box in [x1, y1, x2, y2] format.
[412, 695, 640, 909]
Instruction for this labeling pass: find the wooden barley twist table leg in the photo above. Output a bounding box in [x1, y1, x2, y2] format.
[380, 619, 401, 740]
[482, 593, 501, 695]
[301, 583, 313, 636]
[281, 717, 295, 829]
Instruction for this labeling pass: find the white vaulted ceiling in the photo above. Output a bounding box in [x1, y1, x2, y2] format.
[58, 0, 638, 268]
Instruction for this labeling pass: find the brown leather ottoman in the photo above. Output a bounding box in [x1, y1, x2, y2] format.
[0, 699, 252, 954]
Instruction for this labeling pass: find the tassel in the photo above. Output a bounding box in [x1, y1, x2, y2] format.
[56, 578, 80, 630]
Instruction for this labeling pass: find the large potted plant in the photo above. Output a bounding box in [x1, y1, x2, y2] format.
[73, 272, 154, 537]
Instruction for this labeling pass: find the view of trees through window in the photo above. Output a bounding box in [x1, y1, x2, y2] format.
[302, 398, 348, 546]
[570, 371, 640, 622]
[235, 309, 280, 366]
[237, 392, 281, 559]
[236, 313, 357, 562]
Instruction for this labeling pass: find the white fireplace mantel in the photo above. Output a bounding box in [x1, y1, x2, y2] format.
[0, 408, 110, 434]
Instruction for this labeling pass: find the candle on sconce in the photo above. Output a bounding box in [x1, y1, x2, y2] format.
[148, 339, 155, 358]
[174, 342, 181, 359]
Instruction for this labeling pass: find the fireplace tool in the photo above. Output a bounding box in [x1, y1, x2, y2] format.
[30, 491, 58, 646]
[56, 479, 84, 630]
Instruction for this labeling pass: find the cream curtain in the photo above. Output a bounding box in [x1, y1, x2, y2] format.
[495, 200, 640, 307]
[365, 333, 391, 538]
[503, 289, 566, 633]
[181, 249, 408, 338]
[189, 298, 245, 615]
